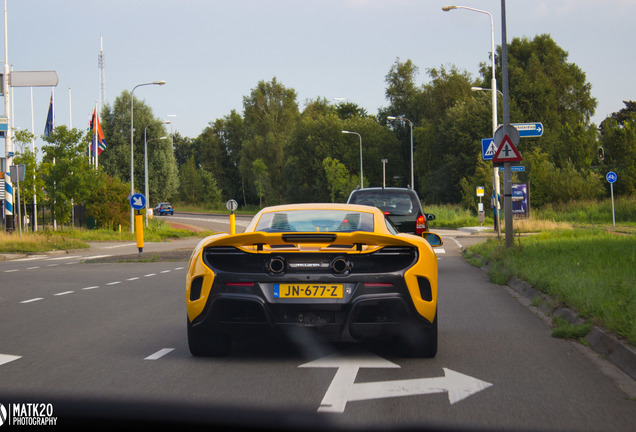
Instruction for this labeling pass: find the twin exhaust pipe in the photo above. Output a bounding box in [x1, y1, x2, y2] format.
[267, 256, 351, 275]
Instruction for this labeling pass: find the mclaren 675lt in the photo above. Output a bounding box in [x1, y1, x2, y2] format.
[186, 203, 443, 357]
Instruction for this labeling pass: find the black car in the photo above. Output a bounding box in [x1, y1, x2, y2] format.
[347, 187, 434, 235]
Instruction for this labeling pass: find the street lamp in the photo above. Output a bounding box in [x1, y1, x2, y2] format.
[144, 121, 170, 226]
[130, 80, 165, 232]
[387, 116, 414, 189]
[341, 130, 363, 188]
[443, 5, 501, 235]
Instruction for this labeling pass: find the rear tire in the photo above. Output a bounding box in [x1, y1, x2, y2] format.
[187, 319, 231, 356]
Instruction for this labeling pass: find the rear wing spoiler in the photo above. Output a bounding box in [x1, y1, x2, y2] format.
[200, 231, 433, 252]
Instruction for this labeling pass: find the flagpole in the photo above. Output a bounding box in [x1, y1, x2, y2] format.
[3, 0, 14, 232]
[95, 107, 99, 168]
[30, 87, 37, 231]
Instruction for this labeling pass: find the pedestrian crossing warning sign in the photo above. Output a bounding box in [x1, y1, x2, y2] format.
[492, 135, 522, 163]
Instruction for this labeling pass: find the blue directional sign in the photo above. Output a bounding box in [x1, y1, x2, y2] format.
[513, 122, 544, 137]
[606, 171, 617, 184]
[498, 166, 525, 172]
[129, 193, 146, 210]
[481, 138, 496, 161]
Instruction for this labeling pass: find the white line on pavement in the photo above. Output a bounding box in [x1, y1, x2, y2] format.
[144, 348, 175, 360]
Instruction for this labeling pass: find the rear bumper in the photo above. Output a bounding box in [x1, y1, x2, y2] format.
[190, 280, 434, 343]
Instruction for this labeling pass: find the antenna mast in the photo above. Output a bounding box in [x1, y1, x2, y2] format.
[98, 36, 105, 111]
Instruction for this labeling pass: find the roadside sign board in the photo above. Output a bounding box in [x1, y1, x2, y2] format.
[513, 122, 544, 137]
[606, 171, 617, 183]
[9, 71, 59, 87]
[129, 193, 146, 210]
[481, 138, 496, 161]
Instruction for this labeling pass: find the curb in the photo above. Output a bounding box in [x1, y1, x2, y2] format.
[471, 254, 636, 383]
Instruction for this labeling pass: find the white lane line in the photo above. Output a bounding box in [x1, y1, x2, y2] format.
[144, 348, 175, 360]
[47, 256, 81, 261]
[450, 237, 463, 249]
[84, 255, 113, 260]
[82, 286, 100, 290]
[106, 281, 121, 286]
[434, 248, 446, 254]
[26, 266, 40, 270]
[13, 256, 47, 262]
[0, 354, 21, 366]
[174, 267, 184, 270]
[101, 243, 136, 249]
[160, 270, 171, 274]
[20, 298, 43, 304]
[54, 291, 75, 296]
[144, 273, 157, 277]
[46, 264, 59, 267]
[4, 269, 19, 273]
[127, 277, 140, 281]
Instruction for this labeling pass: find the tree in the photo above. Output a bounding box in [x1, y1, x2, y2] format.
[241, 78, 300, 204]
[100, 91, 179, 204]
[40, 126, 93, 226]
[499, 34, 598, 171]
[323, 157, 355, 203]
[84, 171, 130, 230]
[599, 101, 636, 195]
[12, 129, 44, 225]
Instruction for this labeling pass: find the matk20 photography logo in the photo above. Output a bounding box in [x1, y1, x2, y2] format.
[0, 403, 57, 427]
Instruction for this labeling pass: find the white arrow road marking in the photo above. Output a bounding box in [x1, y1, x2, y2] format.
[0, 354, 21, 366]
[299, 349, 492, 413]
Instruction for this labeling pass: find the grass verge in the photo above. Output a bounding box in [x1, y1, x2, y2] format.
[0, 219, 210, 254]
[468, 229, 636, 345]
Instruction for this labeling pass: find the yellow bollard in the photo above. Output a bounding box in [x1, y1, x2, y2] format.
[230, 212, 236, 235]
[135, 212, 144, 255]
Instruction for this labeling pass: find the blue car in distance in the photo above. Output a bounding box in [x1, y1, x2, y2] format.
[153, 202, 174, 216]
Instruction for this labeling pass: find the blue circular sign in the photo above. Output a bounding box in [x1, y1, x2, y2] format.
[129, 193, 146, 210]
[606, 171, 617, 184]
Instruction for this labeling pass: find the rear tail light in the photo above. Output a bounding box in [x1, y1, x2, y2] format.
[416, 215, 426, 235]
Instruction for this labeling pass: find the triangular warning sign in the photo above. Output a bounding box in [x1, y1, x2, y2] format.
[485, 141, 497, 157]
[492, 135, 522, 162]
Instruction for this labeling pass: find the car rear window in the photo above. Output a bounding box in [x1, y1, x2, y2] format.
[348, 191, 418, 216]
[255, 210, 374, 233]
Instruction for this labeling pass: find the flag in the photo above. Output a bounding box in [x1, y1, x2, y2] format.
[90, 107, 107, 155]
[44, 93, 54, 137]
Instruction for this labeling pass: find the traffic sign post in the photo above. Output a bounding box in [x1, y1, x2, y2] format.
[606, 171, 617, 226]
[226, 199, 238, 235]
[129, 193, 146, 254]
[494, 125, 522, 248]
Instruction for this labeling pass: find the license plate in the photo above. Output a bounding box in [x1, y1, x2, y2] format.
[273, 283, 343, 299]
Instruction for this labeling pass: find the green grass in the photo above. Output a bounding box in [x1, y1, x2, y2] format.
[0, 219, 209, 254]
[468, 229, 636, 345]
[424, 203, 493, 229]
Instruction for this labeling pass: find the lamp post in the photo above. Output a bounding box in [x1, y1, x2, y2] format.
[381, 158, 388, 188]
[144, 121, 170, 227]
[130, 80, 165, 232]
[387, 116, 414, 190]
[443, 5, 501, 235]
[167, 114, 177, 148]
[341, 130, 363, 188]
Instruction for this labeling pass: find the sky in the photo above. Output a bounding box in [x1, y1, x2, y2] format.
[1, 0, 635, 157]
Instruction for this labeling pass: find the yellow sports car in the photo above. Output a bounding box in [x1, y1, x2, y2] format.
[186, 203, 442, 357]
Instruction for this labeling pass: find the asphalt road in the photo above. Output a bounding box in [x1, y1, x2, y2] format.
[0, 214, 634, 430]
